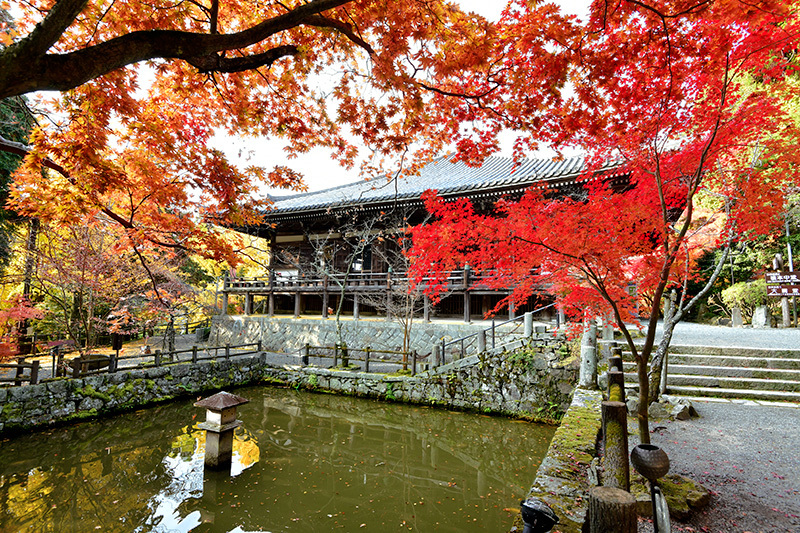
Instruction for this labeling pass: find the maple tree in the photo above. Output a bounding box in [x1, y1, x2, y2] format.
[0, 0, 500, 273]
[410, 0, 800, 442]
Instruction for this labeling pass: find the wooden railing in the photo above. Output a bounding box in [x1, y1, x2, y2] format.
[298, 343, 428, 376]
[70, 341, 263, 378]
[0, 357, 40, 385]
[0, 343, 263, 384]
[223, 268, 485, 292]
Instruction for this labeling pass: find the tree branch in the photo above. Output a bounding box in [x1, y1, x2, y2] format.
[0, 0, 355, 98]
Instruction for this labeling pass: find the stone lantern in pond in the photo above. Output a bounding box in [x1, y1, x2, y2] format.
[194, 391, 249, 469]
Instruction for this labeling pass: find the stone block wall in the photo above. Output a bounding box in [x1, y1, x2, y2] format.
[210, 315, 524, 356]
[0, 337, 578, 437]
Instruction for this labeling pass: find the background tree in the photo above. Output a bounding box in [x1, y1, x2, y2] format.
[0, 0, 500, 270]
[410, 0, 800, 443]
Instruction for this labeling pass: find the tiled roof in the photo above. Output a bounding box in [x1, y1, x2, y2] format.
[265, 154, 598, 216]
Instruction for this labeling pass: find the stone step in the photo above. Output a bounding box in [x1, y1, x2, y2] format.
[621, 361, 800, 381]
[628, 343, 800, 359]
[660, 385, 800, 403]
[665, 353, 800, 370]
[624, 372, 800, 392]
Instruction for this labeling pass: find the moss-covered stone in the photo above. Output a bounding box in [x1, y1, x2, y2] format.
[629, 472, 711, 520]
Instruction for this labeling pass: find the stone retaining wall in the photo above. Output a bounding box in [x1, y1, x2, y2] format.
[0, 338, 578, 437]
[211, 315, 525, 356]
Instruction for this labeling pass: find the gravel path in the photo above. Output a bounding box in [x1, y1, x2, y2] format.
[635, 399, 800, 533]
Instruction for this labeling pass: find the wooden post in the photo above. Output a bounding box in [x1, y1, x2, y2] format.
[588, 486, 637, 533]
[412, 350, 417, 376]
[365, 347, 370, 373]
[192, 346, 198, 363]
[155, 350, 162, 366]
[30, 360, 39, 385]
[607, 370, 626, 403]
[14, 356, 25, 386]
[303, 343, 310, 366]
[423, 294, 430, 322]
[602, 400, 630, 491]
[609, 354, 624, 373]
[221, 292, 229, 315]
[109, 353, 117, 373]
[257, 340, 262, 353]
[268, 293, 275, 317]
[225, 344, 231, 360]
[353, 293, 360, 320]
[463, 292, 471, 323]
[333, 344, 339, 367]
[294, 293, 301, 318]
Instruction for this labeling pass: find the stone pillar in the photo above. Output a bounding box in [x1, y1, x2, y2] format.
[221, 293, 229, 316]
[524, 311, 533, 337]
[579, 322, 598, 389]
[477, 330, 486, 353]
[731, 306, 743, 327]
[423, 295, 430, 322]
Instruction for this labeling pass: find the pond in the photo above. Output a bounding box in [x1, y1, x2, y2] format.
[0, 386, 555, 532]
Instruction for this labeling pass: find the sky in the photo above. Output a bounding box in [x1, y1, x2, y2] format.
[214, 0, 591, 194]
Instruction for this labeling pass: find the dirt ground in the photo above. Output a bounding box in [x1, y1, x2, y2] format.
[636, 399, 800, 533]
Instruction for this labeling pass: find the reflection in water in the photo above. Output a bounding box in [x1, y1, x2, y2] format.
[0, 387, 555, 532]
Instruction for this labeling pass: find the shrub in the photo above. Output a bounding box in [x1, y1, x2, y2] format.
[721, 279, 768, 321]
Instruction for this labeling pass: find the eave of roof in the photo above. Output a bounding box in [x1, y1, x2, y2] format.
[263, 154, 616, 223]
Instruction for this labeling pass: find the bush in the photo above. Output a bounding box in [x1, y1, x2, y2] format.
[721, 279, 768, 321]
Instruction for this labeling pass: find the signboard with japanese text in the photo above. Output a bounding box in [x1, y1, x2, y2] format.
[765, 271, 800, 297]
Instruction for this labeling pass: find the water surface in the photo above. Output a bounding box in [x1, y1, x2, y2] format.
[0, 386, 555, 532]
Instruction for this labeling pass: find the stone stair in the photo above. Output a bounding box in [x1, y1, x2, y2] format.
[621, 344, 800, 402]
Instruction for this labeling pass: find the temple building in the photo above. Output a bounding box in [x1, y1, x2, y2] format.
[224, 154, 620, 322]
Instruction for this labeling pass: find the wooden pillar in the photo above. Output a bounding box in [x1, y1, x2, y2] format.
[423, 294, 430, 322]
[509, 300, 515, 320]
[463, 292, 471, 323]
[588, 486, 637, 533]
[268, 293, 275, 317]
[221, 293, 229, 315]
[245, 294, 253, 315]
[353, 293, 360, 320]
[322, 291, 329, 319]
[294, 293, 301, 318]
[602, 400, 630, 491]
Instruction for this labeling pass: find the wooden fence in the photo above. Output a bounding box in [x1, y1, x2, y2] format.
[0, 357, 40, 386]
[0, 342, 262, 384]
[299, 343, 427, 375]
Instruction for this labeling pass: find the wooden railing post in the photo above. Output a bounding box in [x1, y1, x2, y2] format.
[109, 353, 117, 373]
[192, 346, 198, 363]
[365, 347, 370, 373]
[257, 340, 262, 353]
[14, 356, 25, 386]
[303, 343, 310, 366]
[412, 350, 417, 376]
[225, 344, 231, 359]
[155, 350, 162, 366]
[30, 360, 39, 385]
[333, 343, 339, 367]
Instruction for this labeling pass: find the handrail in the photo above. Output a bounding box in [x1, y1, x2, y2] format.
[441, 302, 558, 362]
